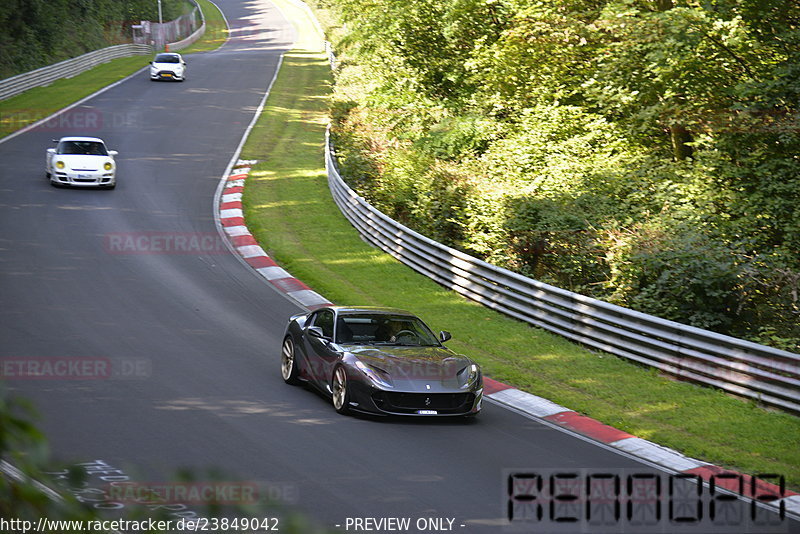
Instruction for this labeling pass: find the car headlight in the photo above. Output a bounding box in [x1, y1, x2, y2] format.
[55, 161, 65, 169]
[104, 162, 113, 171]
[355, 361, 392, 388]
[459, 363, 480, 389]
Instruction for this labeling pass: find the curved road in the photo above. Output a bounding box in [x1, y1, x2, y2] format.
[0, 1, 796, 533]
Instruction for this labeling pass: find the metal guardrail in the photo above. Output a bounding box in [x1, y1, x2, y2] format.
[0, 44, 152, 102]
[169, 22, 205, 51]
[325, 128, 800, 414]
[149, 4, 203, 50]
[168, 1, 206, 51]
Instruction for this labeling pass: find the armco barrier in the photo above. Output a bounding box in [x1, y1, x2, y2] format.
[0, 44, 152, 102]
[168, 16, 206, 51]
[150, 1, 204, 51]
[325, 127, 800, 414]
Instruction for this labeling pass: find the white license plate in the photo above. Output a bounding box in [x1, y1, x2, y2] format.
[78, 174, 91, 179]
[417, 410, 438, 415]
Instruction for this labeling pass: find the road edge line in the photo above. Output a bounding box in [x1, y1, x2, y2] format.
[0, 66, 149, 147]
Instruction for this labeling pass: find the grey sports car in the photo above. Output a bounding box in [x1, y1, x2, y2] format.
[280, 306, 483, 417]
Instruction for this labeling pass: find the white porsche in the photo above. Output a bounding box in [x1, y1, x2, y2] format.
[46, 137, 118, 188]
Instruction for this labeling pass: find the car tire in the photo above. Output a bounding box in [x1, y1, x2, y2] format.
[281, 336, 301, 385]
[332, 365, 351, 415]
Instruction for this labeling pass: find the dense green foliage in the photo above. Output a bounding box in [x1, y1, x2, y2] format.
[321, 0, 800, 350]
[0, 0, 189, 79]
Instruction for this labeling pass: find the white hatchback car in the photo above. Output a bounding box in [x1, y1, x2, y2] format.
[149, 52, 186, 81]
[46, 137, 118, 188]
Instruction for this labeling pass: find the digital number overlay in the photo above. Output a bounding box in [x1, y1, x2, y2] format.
[505, 468, 793, 533]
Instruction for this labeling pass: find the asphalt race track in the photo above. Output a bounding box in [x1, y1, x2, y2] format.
[0, 1, 797, 533]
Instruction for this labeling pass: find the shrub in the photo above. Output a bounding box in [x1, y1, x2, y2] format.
[414, 114, 497, 160]
[504, 196, 607, 292]
[602, 220, 745, 332]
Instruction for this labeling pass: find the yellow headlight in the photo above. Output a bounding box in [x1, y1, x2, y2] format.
[56, 161, 65, 169]
[104, 162, 113, 171]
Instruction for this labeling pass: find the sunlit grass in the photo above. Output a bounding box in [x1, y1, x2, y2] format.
[240, 0, 800, 489]
[0, 56, 148, 139]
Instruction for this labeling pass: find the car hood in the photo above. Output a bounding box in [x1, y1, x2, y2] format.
[153, 61, 183, 70]
[56, 154, 112, 171]
[348, 345, 477, 390]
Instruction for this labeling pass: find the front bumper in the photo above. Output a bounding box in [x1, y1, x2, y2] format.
[348, 377, 483, 416]
[51, 171, 115, 187]
[151, 70, 183, 80]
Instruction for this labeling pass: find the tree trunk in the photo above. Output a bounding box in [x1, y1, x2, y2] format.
[653, 0, 674, 11]
[670, 123, 693, 161]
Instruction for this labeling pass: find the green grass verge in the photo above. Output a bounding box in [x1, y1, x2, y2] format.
[0, 0, 227, 139]
[241, 0, 800, 489]
[0, 56, 147, 139]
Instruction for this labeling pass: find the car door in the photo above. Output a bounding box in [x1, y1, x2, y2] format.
[302, 308, 338, 389]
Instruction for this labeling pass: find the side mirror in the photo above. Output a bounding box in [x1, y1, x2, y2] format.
[108, 150, 118, 157]
[307, 326, 330, 341]
[46, 148, 56, 154]
[439, 331, 452, 343]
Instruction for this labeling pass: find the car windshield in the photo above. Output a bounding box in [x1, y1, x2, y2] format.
[335, 313, 440, 346]
[155, 54, 180, 63]
[58, 141, 107, 156]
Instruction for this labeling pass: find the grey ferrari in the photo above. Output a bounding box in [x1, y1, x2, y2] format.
[280, 306, 483, 417]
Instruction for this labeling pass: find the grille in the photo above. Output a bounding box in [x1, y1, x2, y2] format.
[373, 392, 472, 413]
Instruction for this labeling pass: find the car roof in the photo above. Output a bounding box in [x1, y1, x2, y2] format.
[329, 306, 416, 316]
[154, 53, 181, 58]
[58, 136, 105, 143]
